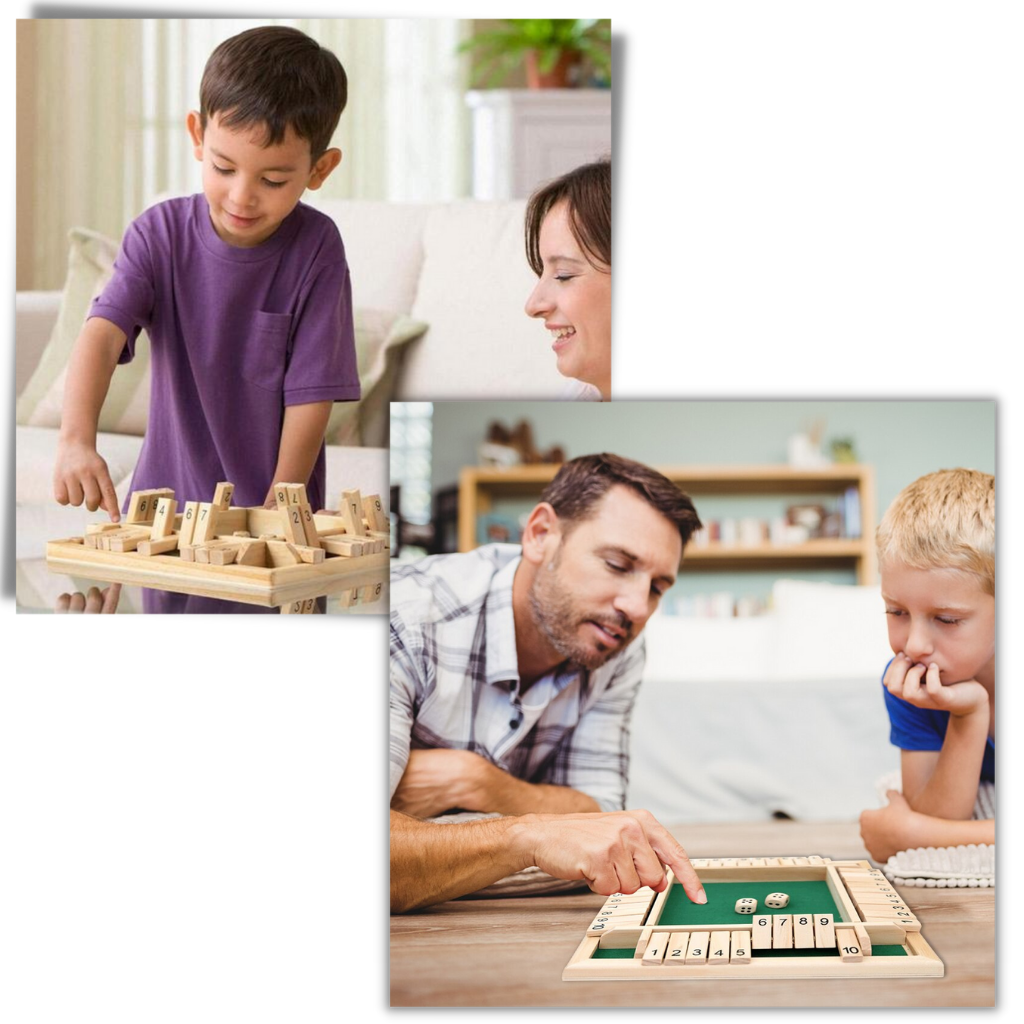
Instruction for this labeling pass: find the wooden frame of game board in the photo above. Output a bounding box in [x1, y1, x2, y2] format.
[563, 857, 944, 981]
[46, 485, 390, 608]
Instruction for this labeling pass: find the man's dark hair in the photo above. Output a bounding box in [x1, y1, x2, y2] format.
[199, 26, 347, 165]
[540, 453, 702, 549]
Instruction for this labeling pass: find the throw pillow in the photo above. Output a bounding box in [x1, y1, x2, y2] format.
[325, 310, 428, 448]
[16, 227, 152, 435]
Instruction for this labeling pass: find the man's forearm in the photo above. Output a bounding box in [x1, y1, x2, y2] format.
[390, 809, 532, 912]
[481, 771, 601, 815]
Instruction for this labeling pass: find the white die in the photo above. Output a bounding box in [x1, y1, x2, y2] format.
[734, 898, 758, 914]
[765, 892, 790, 909]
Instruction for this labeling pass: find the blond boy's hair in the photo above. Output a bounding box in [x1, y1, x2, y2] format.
[876, 468, 994, 594]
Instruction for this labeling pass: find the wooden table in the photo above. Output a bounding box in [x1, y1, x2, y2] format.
[390, 820, 994, 1007]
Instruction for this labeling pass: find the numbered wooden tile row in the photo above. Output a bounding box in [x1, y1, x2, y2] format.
[750, 912, 840, 950]
[641, 914, 869, 963]
[642, 930, 751, 965]
[688, 856, 828, 869]
[839, 870, 921, 930]
[586, 888, 657, 935]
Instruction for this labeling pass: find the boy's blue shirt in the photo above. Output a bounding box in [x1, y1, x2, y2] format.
[881, 659, 995, 782]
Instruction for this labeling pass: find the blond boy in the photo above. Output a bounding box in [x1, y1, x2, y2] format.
[859, 468, 994, 861]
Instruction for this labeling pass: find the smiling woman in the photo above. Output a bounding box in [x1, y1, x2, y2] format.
[524, 159, 612, 400]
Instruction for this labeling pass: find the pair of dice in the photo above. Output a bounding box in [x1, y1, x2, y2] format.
[735, 892, 789, 914]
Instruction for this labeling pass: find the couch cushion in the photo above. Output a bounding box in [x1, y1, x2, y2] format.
[399, 201, 565, 399]
[16, 229, 152, 434]
[325, 310, 427, 448]
[16, 425, 144, 506]
[306, 198, 433, 314]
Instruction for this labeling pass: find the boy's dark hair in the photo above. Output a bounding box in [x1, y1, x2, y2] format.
[199, 26, 347, 165]
[540, 453, 701, 550]
[525, 157, 611, 275]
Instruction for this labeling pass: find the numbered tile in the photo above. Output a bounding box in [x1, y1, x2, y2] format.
[814, 913, 836, 949]
[587, 912, 644, 936]
[772, 914, 793, 948]
[664, 932, 689, 965]
[793, 913, 815, 948]
[642, 936, 667, 964]
[729, 930, 752, 964]
[751, 914, 773, 949]
[836, 926, 863, 962]
[708, 931, 730, 964]
[685, 931, 710, 964]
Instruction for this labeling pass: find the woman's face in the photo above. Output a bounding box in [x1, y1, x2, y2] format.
[525, 202, 611, 396]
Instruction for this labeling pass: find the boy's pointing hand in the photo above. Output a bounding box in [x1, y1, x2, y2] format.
[53, 439, 121, 522]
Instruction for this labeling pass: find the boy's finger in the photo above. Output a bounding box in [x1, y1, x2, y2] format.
[101, 583, 122, 613]
[54, 477, 70, 506]
[99, 473, 121, 522]
[65, 477, 84, 507]
[924, 663, 946, 701]
[902, 662, 926, 701]
[884, 654, 909, 694]
[82, 476, 102, 513]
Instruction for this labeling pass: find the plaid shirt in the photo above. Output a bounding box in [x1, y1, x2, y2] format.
[390, 544, 644, 813]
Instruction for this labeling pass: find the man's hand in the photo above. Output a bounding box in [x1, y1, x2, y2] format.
[884, 653, 989, 718]
[859, 790, 922, 863]
[513, 808, 707, 904]
[390, 749, 493, 818]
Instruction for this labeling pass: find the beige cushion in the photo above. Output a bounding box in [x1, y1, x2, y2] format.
[400, 201, 565, 399]
[325, 310, 427, 447]
[16, 226, 425, 446]
[16, 228, 151, 434]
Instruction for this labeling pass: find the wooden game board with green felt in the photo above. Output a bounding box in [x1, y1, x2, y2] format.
[563, 857, 943, 981]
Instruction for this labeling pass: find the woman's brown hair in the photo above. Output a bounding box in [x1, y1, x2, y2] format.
[525, 157, 611, 275]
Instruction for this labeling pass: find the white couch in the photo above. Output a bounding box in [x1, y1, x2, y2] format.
[16, 198, 561, 577]
[629, 579, 900, 824]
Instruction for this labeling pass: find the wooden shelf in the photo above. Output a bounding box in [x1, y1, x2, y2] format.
[458, 463, 877, 583]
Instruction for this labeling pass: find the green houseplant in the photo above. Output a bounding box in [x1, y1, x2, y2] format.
[459, 19, 611, 88]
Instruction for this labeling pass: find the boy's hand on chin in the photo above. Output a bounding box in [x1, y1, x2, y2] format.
[53, 439, 121, 521]
[885, 654, 988, 717]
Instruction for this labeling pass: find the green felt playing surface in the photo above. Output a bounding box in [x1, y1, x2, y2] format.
[659, 880, 840, 925]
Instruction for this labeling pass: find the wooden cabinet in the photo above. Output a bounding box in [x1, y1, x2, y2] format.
[458, 463, 877, 583]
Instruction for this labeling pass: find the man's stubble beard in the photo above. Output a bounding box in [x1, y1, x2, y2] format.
[526, 547, 635, 671]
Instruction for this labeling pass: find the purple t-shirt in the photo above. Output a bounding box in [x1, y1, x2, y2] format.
[89, 194, 359, 514]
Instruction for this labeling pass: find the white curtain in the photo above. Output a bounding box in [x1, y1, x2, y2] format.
[20, 17, 472, 289]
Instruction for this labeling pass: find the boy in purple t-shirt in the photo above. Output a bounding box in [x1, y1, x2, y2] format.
[53, 26, 359, 521]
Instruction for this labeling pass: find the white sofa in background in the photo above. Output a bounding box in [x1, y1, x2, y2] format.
[309, 197, 561, 400]
[629, 579, 899, 825]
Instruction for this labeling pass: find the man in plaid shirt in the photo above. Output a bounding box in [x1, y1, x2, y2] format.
[390, 453, 708, 911]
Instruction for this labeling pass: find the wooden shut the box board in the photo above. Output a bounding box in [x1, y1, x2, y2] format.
[46, 483, 390, 608]
[563, 857, 944, 981]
